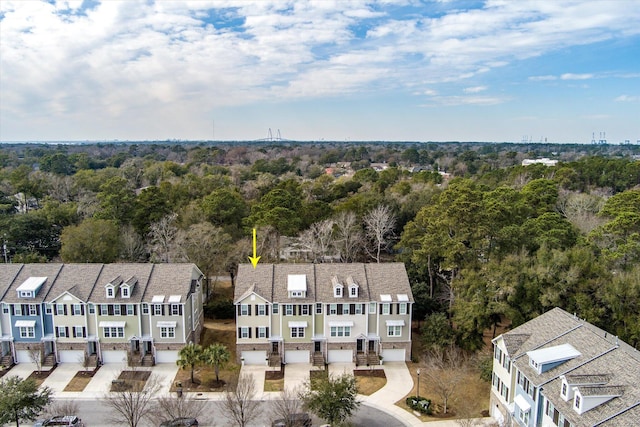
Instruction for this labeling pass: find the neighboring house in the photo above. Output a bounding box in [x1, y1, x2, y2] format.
[0, 263, 204, 366]
[234, 263, 413, 366]
[490, 307, 640, 427]
[522, 158, 558, 167]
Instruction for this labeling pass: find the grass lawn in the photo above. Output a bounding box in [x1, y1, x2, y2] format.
[264, 377, 285, 391]
[354, 369, 386, 395]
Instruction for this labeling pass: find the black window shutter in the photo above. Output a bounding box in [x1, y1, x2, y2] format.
[266, 327, 269, 338]
[72, 328, 76, 338]
[238, 328, 241, 339]
[108, 305, 114, 316]
[248, 305, 252, 316]
[65, 326, 69, 337]
[255, 327, 259, 337]
[121, 304, 126, 314]
[64, 305, 68, 315]
[249, 328, 252, 338]
[266, 305, 269, 315]
[337, 305, 343, 315]
[350, 304, 355, 314]
[81, 305, 85, 315]
[293, 305, 297, 316]
[161, 305, 165, 316]
[55, 328, 59, 338]
[237, 305, 241, 316]
[179, 305, 183, 316]
[134, 305, 137, 315]
[83, 327, 86, 338]
[326, 304, 330, 313]
[10, 305, 14, 316]
[379, 304, 382, 314]
[22, 304, 27, 314]
[36, 305, 40, 315]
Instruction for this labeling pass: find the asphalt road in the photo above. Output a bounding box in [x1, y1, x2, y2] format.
[70, 398, 408, 427]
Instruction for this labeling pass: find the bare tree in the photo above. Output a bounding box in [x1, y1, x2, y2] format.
[28, 346, 42, 374]
[120, 226, 146, 262]
[148, 394, 206, 425]
[78, 352, 92, 372]
[104, 373, 161, 427]
[298, 219, 335, 262]
[148, 213, 178, 263]
[270, 386, 304, 426]
[422, 345, 468, 415]
[364, 205, 396, 263]
[333, 211, 363, 262]
[42, 400, 80, 419]
[222, 373, 260, 427]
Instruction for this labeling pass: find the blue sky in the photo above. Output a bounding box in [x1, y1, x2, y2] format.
[1, 0, 638, 143]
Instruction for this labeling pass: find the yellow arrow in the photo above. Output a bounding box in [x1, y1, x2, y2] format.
[248, 228, 261, 268]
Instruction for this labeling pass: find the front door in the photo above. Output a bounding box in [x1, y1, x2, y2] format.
[44, 341, 54, 356]
[144, 341, 152, 353]
[357, 339, 364, 353]
[368, 340, 376, 352]
[88, 341, 97, 355]
[314, 341, 321, 352]
[272, 342, 279, 353]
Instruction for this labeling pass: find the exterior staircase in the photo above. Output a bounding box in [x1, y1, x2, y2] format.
[367, 353, 380, 366]
[268, 352, 281, 367]
[43, 353, 56, 367]
[356, 352, 368, 366]
[1, 354, 13, 368]
[312, 351, 325, 368]
[141, 354, 154, 367]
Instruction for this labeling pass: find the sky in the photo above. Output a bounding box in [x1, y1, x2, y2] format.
[1, 0, 639, 144]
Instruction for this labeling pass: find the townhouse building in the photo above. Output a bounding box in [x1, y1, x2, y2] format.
[234, 263, 413, 366]
[490, 307, 640, 427]
[0, 263, 203, 367]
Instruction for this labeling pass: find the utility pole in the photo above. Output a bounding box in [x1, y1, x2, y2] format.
[3, 235, 7, 263]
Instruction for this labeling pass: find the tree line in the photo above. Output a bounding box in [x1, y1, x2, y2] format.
[1, 142, 640, 350]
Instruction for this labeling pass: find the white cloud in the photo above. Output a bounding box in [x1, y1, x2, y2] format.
[615, 95, 639, 102]
[529, 75, 557, 81]
[561, 73, 594, 80]
[463, 86, 488, 93]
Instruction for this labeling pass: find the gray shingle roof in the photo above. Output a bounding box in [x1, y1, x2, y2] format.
[234, 263, 413, 303]
[2, 263, 64, 303]
[88, 264, 155, 303]
[45, 263, 105, 302]
[0, 264, 23, 300]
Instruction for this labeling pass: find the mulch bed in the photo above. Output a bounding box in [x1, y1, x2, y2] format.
[119, 370, 151, 381]
[354, 368, 386, 378]
[111, 370, 151, 392]
[265, 365, 285, 380]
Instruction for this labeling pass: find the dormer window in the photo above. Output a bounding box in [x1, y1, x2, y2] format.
[106, 286, 115, 298]
[347, 276, 358, 298]
[16, 277, 46, 299]
[121, 285, 130, 298]
[335, 286, 342, 297]
[288, 274, 307, 298]
[574, 395, 581, 410]
[526, 343, 581, 374]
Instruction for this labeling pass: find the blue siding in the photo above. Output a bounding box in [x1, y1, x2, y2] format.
[10, 315, 42, 342]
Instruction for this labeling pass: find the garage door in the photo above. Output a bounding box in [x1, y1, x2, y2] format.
[381, 349, 405, 361]
[155, 350, 178, 364]
[16, 350, 32, 363]
[242, 350, 267, 365]
[327, 350, 352, 363]
[59, 350, 83, 364]
[101, 350, 127, 364]
[284, 350, 309, 364]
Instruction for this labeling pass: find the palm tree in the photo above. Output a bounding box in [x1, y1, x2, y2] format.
[176, 343, 203, 384]
[202, 343, 231, 383]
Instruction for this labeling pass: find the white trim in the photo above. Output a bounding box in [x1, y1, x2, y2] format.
[329, 321, 354, 327]
[168, 295, 181, 303]
[14, 320, 36, 327]
[99, 321, 126, 328]
[514, 394, 531, 412]
[151, 295, 165, 303]
[385, 320, 405, 326]
[157, 321, 177, 328]
[380, 294, 392, 302]
[288, 321, 308, 328]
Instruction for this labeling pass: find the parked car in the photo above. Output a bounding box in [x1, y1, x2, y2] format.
[271, 413, 312, 427]
[33, 416, 84, 427]
[159, 418, 199, 427]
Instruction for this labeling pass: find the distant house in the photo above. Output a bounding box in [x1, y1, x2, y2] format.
[234, 263, 413, 366]
[0, 263, 203, 367]
[521, 158, 558, 167]
[490, 307, 640, 427]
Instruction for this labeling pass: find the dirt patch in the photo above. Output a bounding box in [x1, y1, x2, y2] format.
[355, 369, 387, 395]
[265, 365, 284, 380]
[27, 366, 56, 387]
[354, 369, 386, 378]
[111, 370, 150, 392]
[118, 370, 150, 381]
[63, 369, 98, 392]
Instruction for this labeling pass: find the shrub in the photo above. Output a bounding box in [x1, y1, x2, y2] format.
[205, 299, 234, 319]
[406, 395, 432, 415]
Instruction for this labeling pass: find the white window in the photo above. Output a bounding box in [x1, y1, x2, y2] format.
[285, 304, 293, 316]
[329, 304, 337, 315]
[342, 304, 350, 315]
[19, 290, 32, 298]
[74, 326, 84, 337]
[574, 395, 581, 410]
[272, 304, 279, 314]
[355, 304, 363, 314]
[113, 304, 121, 316]
[240, 327, 249, 339]
[291, 327, 305, 338]
[2, 304, 9, 314]
[382, 303, 390, 315]
[350, 286, 357, 297]
[257, 305, 266, 316]
[562, 383, 568, 397]
[19, 326, 35, 338]
[153, 304, 162, 316]
[57, 326, 67, 337]
[330, 326, 351, 337]
[171, 304, 180, 316]
[142, 303, 149, 315]
[290, 290, 303, 298]
[240, 304, 249, 316]
[160, 327, 175, 338]
[334, 286, 342, 297]
[399, 303, 407, 315]
[519, 408, 529, 424]
[127, 304, 135, 316]
[387, 325, 402, 336]
[369, 302, 376, 313]
[106, 287, 114, 298]
[56, 304, 65, 315]
[14, 304, 21, 316]
[73, 304, 82, 315]
[29, 304, 38, 316]
[257, 327, 267, 338]
[103, 327, 124, 338]
[316, 303, 322, 314]
[301, 305, 310, 315]
[88, 304, 95, 314]
[100, 304, 108, 315]
[121, 287, 129, 298]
